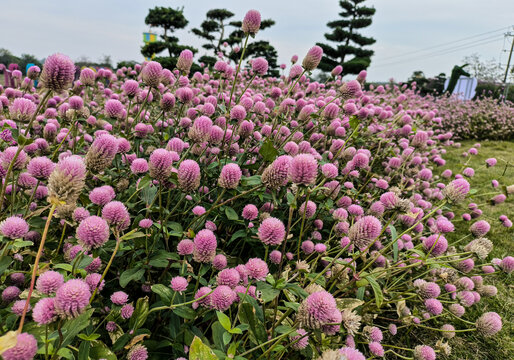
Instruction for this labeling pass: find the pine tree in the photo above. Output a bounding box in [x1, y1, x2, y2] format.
[317, 0, 376, 76]
[141, 7, 197, 70]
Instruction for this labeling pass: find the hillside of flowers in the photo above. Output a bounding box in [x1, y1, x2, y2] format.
[0, 10, 512, 360]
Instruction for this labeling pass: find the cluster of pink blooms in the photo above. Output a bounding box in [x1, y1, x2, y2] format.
[0, 9, 512, 360]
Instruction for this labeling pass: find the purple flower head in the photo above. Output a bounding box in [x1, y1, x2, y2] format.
[54, 279, 91, 318]
[76, 216, 110, 249]
[302, 46, 323, 71]
[27, 156, 55, 180]
[217, 268, 241, 288]
[40, 53, 75, 92]
[178, 159, 201, 192]
[36, 271, 64, 295]
[176, 49, 194, 74]
[422, 234, 448, 256]
[111, 291, 129, 305]
[289, 154, 318, 185]
[470, 220, 490, 237]
[102, 201, 130, 230]
[104, 99, 124, 118]
[171, 276, 189, 292]
[177, 239, 195, 256]
[444, 178, 470, 203]
[218, 163, 242, 189]
[245, 258, 269, 281]
[130, 158, 149, 174]
[33, 297, 57, 325]
[149, 148, 175, 182]
[252, 57, 268, 75]
[413, 345, 436, 360]
[0, 216, 29, 239]
[213, 254, 227, 270]
[211, 285, 237, 312]
[9, 98, 36, 122]
[121, 303, 134, 319]
[1, 332, 38, 360]
[425, 298, 443, 315]
[476, 312, 502, 336]
[242, 204, 258, 220]
[193, 229, 217, 263]
[348, 216, 382, 249]
[89, 185, 115, 206]
[242, 10, 261, 35]
[258, 217, 286, 246]
[142, 61, 163, 87]
[2, 286, 21, 303]
[127, 344, 148, 360]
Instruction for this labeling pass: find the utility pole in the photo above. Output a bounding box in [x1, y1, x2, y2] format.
[503, 30, 514, 101]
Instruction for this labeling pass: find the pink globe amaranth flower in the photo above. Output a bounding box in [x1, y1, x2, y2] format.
[435, 218, 454, 233]
[1, 146, 27, 170]
[149, 148, 175, 182]
[476, 312, 502, 337]
[449, 303, 465, 317]
[217, 268, 240, 288]
[340, 80, 362, 99]
[425, 298, 443, 315]
[500, 256, 514, 273]
[441, 324, 456, 339]
[245, 258, 269, 281]
[40, 53, 75, 92]
[123, 79, 140, 97]
[211, 285, 237, 312]
[485, 158, 497, 167]
[422, 234, 448, 256]
[189, 115, 212, 142]
[321, 163, 338, 178]
[178, 159, 201, 192]
[9, 97, 36, 122]
[338, 347, 365, 360]
[36, 270, 64, 295]
[0, 216, 29, 239]
[106, 321, 117, 332]
[299, 200, 317, 219]
[302, 45, 323, 71]
[252, 57, 268, 75]
[27, 156, 55, 180]
[1, 332, 38, 360]
[121, 303, 134, 319]
[298, 291, 338, 328]
[193, 286, 212, 309]
[127, 344, 148, 360]
[369, 342, 384, 357]
[470, 220, 490, 237]
[176, 49, 194, 74]
[130, 158, 149, 174]
[230, 105, 247, 121]
[262, 155, 292, 189]
[290, 328, 309, 350]
[139, 219, 153, 229]
[348, 216, 382, 249]
[79, 67, 96, 86]
[2, 286, 21, 302]
[258, 217, 286, 246]
[104, 99, 124, 118]
[142, 61, 163, 87]
[177, 239, 195, 256]
[192, 206, 206, 216]
[193, 229, 217, 263]
[413, 345, 436, 360]
[242, 9, 261, 35]
[388, 323, 397, 335]
[242, 204, 258, 220]
[160, 92, 176, 112]
[218, 163, 242, 189]
[331, 65, 343, 76]
[32, 297, 57, 325]
[10, 273, 25, 286]
[68, 95, 83, 110]
[54, 279, 91, 318]
[102, 201, 130, 230]
[76, 216, 110, 249]
[176, 87, 194, 103]
[301, 240, 315, 255]
[111, 291, 129, 305]
[492, 193, 506, 204]
[379, 191, 398, 209]
[86, 134, 119, 172]
[269, 250, 282, 264]
[289, 154, 318, 185]
[444, 178, 470, 203]
[213, 254, 227, 270]
[171, 276, 189, 292]
[85, 273, 105, 292]
[89, 185, 115, 206]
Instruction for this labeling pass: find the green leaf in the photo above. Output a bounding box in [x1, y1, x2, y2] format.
[222, 331, 232, 345]
[129, 296, 149, 331]
[53, 263, 73, 272]
[90, 341, 117, 360]
[389, 225, 398, 262]
[365, 275, 384, 308]
[211, 321, 226, 351]
[241, 175, 262, 186]
[356, 286, 365, 300]
[259, 140, 278, 162]
[77, 333, 100, 341]
[137, 174, 152, 190]
[349, 116, 360, 130]
[78, 340, 90, 360]
[0, 256, 12, 274]
[173, 306, 197, 320]
[119, 267, 145, 288]
[229, 229, 246, 244]
[120, 231, 146, 241]
[151, 284, 174, 304]
[216, 311, 232, 331]
[336, 298, 364, 311]
[141, 185, 158, 206]
[225, 207, 239, 221]
[57, 348, 74, 359]
[12, 240, 33, 249]
[59, 309, 94, 348]
[189, 336, 217, 360]
[256, 282, 280, 303]
[228, 327, 243, 334]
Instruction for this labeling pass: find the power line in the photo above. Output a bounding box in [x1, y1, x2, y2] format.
[379, 25, 512, 61]
[373, 36, 504, 68]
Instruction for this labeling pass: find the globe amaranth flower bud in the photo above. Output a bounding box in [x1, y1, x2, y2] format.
[40, 53, 75, 92]
[242, 10, 261, 36]
[302, 46, 323, 71]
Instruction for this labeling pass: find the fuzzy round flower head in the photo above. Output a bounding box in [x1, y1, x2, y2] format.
[76, 216, 110, 249]
[297, 291, 338, 329]
[425, 298, 443, 315]
[85, 273, 105, 292]
[40, 53, 75, 92]
[368, 342, 384, 357]
[252, 57, 268, 75]
[102, 201, 130, 230]
[142, 61, 163, 87]
[193, 229, 217, 263]
[302, 46, 323, 71]
[444, 178, 470, 203]
[54, 279, 91, 318]
[176, 49, 194, 74]
[32, 297, 57, 325]
[48, 155, 86, 205]
[9, 97, 36, 122]
[177, 239, 194, 256]
[422, 234, 448, 256]
[85, 134, 119, 173]
[210, 285, 237, 312]
[470, 220, 490, 237]
[413, 345, 436, 360]
[170, 276, 188, 292]
[321, 163, 338, 179]
[269, 250, 282, 264]
[1, 146, 27, 170]
[27, 156, 55, 180]
[89, 185, 115, 206]
[499, 256, 514, 273]
[217, 268, 240, 288]
[262, 155, 292, 189]
[289, 154, 318, 185]
[290, 328, 309, 350]
[212, 254, 227, 270]
[111, 291, 129, 305]
[241, 9, 261, 35]
[441, 324, 456, 339]
[178, 159, 201, 192]
[121, 303, 134, 319]
[245, 258, 269, 281]
[348, 216, 382, 249]
[127, 344, 148, 360]
[149, 148, 175, 183]
[230, 105, 247, 121]
[79, 67, 95, 86]
[218, 163, 242, 189]
[189, 115, 212, 142]
[258, 217, 286, 246]
[1, 332, 38, 360]
[242, 204, 259, 220]
[299, 200, 317, 219]
[476, 312, 502, 337]
[0, 216, 29, 239]
[36, 271, 64, 295]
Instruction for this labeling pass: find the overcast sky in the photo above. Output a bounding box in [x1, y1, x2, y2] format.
[1, 0, 512, 81]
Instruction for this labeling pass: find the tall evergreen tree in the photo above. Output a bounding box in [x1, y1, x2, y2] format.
[317, 0, 376, 76]
[141, 7, 197, 70]
[192, 9, 279, 75]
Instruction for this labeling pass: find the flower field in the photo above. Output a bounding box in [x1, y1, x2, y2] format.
[0, 9, 513, 360]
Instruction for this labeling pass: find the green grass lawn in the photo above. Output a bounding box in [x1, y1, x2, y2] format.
[437, 140, 514, 359]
